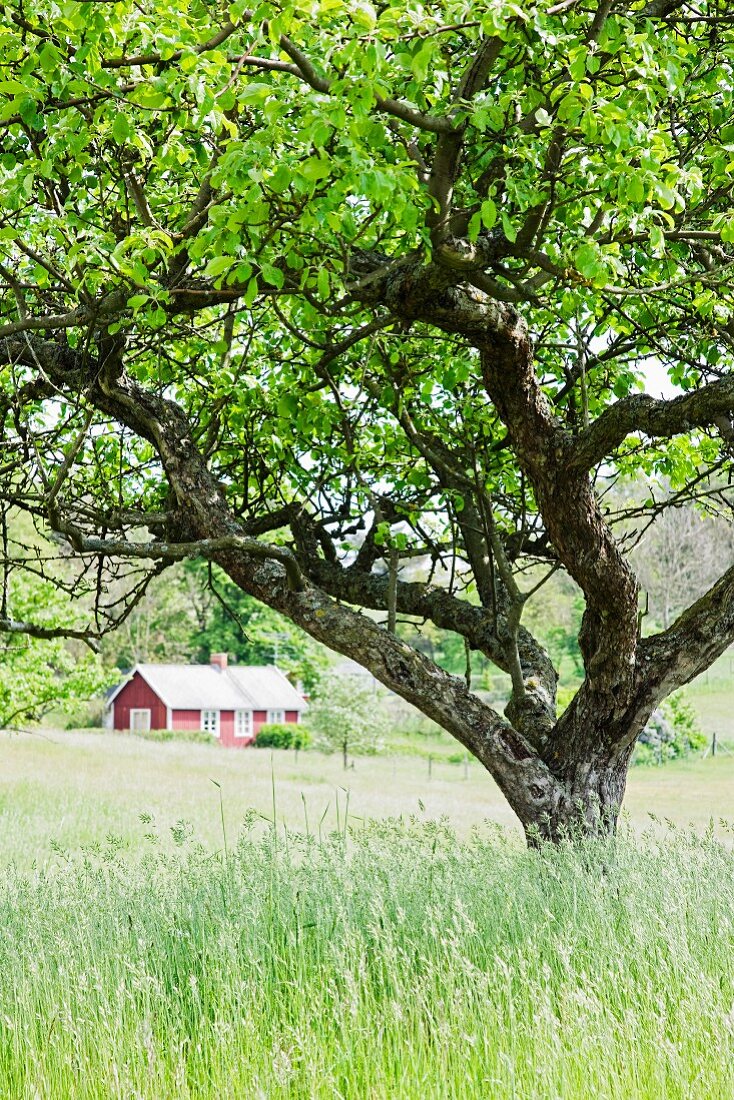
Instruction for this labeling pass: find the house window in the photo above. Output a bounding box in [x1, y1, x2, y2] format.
[201, 710, 220, 735]
[235, 710, 253, 739]
[267, 709, 285, 725]
[130, 709, 151, 732]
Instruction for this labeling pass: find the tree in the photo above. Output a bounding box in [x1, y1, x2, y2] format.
[2, 0, 734, 841]
[0, 516, 113, 728]
[306, 673, 386, 768]
[630, 488, 734, 630]
[104, 559, 329, 688]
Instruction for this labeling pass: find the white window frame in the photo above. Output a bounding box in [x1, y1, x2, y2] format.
[234, 710, 253, 739]
[130, 708, 151, 732]
[201, 709, 220, 736]
[267, 709, 285, 725]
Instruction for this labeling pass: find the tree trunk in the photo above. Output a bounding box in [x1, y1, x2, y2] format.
[522, 743, 635, 845]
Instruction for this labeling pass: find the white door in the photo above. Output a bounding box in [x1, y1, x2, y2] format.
[130, 709, 151, 732]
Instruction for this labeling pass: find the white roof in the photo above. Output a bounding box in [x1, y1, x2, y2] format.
[226, 665, 305, 710]
[108, 663, 306, 712]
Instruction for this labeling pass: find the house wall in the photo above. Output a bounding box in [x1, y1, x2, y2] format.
[220, 711, 260, 748]
[172, 710, 202, 731]
[114, 685, 303, 744]
[113, 673, 167, 731]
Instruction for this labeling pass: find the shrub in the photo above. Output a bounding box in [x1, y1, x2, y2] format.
[634, 690, 707, 765]
[254, 723, 311, 750]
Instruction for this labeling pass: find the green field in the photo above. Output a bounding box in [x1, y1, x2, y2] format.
[2, 730, 734, 1098]
[1, 729, 734, 867]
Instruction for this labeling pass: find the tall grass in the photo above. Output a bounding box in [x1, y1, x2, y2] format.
[0, 818, 733, 1098]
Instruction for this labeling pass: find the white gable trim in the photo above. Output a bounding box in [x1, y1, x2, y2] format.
[106, 665, 177, 709]
[273, 665, 305, 703]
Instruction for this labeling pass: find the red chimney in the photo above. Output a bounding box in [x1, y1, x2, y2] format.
[210, 652, 228, 671]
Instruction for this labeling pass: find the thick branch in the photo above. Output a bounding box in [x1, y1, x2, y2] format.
[639, 562, 734, 697]
[353, 260, 641, 697]
[51, 526, 305, 592]
[427, 36, 503, 234]
[570, 378, 734, 471]
[273, 35, 455, 135]
[0, 617, 99, 651]
[102, 19, 240, 69]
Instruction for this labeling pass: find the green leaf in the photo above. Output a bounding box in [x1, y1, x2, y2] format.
[203, 255, 235, 278]
[501, 212, 517, 244]
[111, 112, 131, 145]
[480, 199, 497, 231]
[627, 171, 645, 204]
[240, 83, 272, 103]
[260, 263, 284, 289]
[278, 394, 299, 419]
[317, 267, 330, 298]
[574, 243, 599, 279]
[650, 224, 665, 254]
[244, 278, 259, 308]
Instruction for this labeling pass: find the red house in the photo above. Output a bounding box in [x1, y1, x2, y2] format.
[106, 654, 306, 747]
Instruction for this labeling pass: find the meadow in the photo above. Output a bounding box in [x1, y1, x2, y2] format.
[1, 729, 734, 866]
[1, 729, 734, 1098]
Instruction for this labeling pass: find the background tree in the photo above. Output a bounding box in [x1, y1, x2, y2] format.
[2, 0, 734, 841]
[306, 673, 387, 769]
[0, 516, 113, 728]
[105, 560, 329, 687]
[628, 487, 734, 630]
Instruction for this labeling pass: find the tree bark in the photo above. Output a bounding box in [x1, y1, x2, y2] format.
[526, 743, 634, 844]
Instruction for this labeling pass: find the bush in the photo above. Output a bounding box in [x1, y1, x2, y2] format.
[634, 690, 707, 765]
[254, 723, 311, 750]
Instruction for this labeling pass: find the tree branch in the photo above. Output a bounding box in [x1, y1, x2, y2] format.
[51, 525, 305, 592]
[262, 35, 456, 134]
[570, 377, 734, 471]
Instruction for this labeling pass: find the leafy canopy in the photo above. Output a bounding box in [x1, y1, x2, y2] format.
[2, 1, 732, 523]
[1, 1, 734, 791]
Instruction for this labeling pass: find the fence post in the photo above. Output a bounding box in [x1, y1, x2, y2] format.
[713, 731, 718, 758]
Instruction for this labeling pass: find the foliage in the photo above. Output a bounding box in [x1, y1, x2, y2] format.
[0, 821, 734, 1095]
[103, 561, 329, 690]
[0, 531, 114, 728]
[0, 637, 111, 731]
[306, 674, 387, 763]
[634, 691, 708, 765]
[522, 572, 585, 686]
[254, 722, 311, 750]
